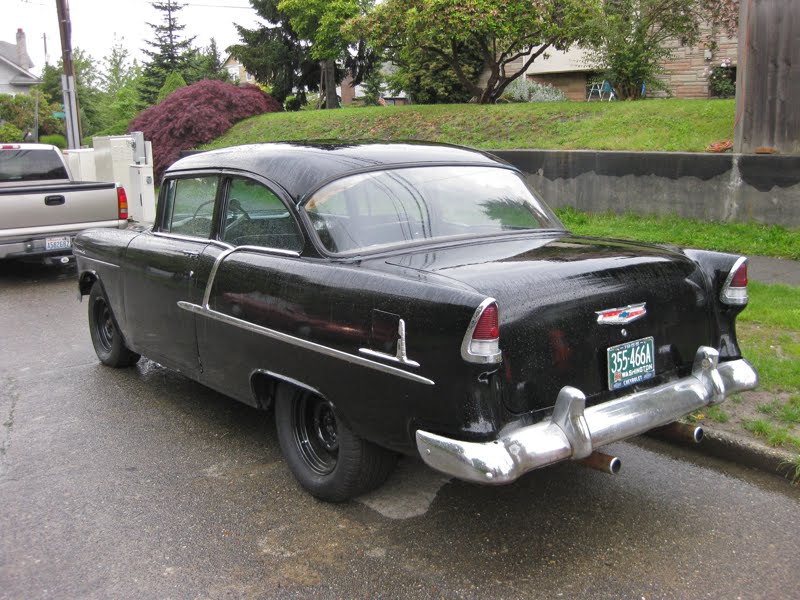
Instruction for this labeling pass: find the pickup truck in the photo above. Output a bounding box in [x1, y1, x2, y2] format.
[0, 143, 128, 265]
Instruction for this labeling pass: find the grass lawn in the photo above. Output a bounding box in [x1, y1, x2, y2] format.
[557, 207, 800, 260]
[204, 99, 735, 153]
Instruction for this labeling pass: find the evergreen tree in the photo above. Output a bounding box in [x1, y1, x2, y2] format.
[140, 0, 196, 105]
[96, 41, 144, 133]
[188, 38, 231, 82]
[157, 71, 188, 103]
[228, 0, 320, 105]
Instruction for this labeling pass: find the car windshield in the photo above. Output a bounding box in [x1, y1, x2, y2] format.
[304, 165, 564, 254]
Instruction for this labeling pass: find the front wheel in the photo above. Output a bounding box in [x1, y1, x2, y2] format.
[275, 385, 396, 502]
[88, 284, 140, 368]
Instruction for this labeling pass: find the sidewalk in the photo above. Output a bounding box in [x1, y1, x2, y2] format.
[747, 255, 800, 286]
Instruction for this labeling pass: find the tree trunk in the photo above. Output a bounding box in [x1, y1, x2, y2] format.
[320, 60, 338, 110]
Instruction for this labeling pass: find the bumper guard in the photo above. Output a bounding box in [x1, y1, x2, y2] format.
[416, 347, 758, 484]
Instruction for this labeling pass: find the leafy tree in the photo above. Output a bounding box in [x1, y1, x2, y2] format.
[278, 0, 375, 109]
[95, 41, 144, 135]
[229, 0, 320, 105]
[0, 92, 64, 138]
[128, 80, 281, 180]
[140, 0, 196, 105]
[157, 71, 188, 103]
[384, 42, 484, 105]
[584, 0, 739, 100]
[357, 0, 593, 104]
[40, 48, 103, 135]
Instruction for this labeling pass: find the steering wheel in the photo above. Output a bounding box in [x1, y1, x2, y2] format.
[191, 199, 216, 221]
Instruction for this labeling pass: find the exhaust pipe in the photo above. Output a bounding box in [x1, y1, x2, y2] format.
[579, 451, 621, 475]
[652, 422, 704, 444]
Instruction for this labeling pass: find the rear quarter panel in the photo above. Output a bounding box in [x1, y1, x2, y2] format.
[198, 250, 497, 453]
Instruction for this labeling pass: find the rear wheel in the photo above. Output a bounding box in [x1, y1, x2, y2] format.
[275, 385, 396, 502]
[88, 285, 140, 368]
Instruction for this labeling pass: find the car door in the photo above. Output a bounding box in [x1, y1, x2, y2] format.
[195, 174, 305, 403]
[123, 174, 221, 376]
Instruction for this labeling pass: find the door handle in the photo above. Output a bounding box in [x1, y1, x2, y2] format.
[45, 195, 65, 206]
[181, 250, 199, 257]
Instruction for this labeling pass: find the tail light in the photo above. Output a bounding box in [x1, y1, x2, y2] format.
[117, 186, 129, 220]
[461, 299, 502, 364]
[720, 257, 748, 305]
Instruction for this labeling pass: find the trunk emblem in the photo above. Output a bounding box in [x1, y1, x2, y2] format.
[596, 303, 647, 325]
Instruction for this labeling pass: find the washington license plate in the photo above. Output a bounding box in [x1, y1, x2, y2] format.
[45, 236, 71, 251]
[607, 336, 655, 390]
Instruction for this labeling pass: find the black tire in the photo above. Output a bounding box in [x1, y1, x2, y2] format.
[88, 284, 140, 368]
[275, 385, 396, 502]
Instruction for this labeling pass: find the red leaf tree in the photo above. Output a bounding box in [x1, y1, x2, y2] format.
[129, 80, 282, 180]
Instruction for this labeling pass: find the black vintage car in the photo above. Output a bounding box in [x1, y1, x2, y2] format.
[74, 142, 758, 501]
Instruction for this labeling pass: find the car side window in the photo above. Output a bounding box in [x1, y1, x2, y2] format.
[221, 177, 303, 252]
[162, 176, 219, 238]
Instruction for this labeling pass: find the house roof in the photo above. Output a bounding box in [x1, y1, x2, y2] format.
[0, 39, 33, 70]
[0, 38, 39, 87]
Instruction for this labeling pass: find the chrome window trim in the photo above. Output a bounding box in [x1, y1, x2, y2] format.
[720, 256, 748, 306]
[201, 245, 302, 309]
[178, 301, 434, 386]
[460, 297, 503, 364]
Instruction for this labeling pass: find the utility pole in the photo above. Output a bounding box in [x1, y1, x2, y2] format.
[55, 0, 82, 149]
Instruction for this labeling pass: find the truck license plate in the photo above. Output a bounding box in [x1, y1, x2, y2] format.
[607, 336, 655, 390]
[45, 236, 71, 251]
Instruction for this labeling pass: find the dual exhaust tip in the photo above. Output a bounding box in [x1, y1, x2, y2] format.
[579, 422, 704, 476]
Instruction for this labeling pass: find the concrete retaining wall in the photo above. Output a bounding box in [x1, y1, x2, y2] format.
[490, 150, 800, 228]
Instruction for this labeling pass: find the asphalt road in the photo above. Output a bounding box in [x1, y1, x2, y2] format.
[1, 262, 799, 600]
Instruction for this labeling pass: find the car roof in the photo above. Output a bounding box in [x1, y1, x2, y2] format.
[166, 141, 508, 200]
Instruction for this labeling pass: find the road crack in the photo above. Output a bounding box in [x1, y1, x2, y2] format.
[0, 376, 19, 479]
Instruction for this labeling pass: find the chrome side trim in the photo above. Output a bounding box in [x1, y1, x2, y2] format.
[358, 319, 421, 367]
[460, 297, 503, 364]
[77, 255, 120, 269]
[416, 346, 758, 484]
[179, 301, 435, 386]
[201, 244, 302, 309]
[720, 256, 748, 306]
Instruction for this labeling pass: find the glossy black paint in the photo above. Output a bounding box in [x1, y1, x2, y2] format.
[74, 142, 747, 456]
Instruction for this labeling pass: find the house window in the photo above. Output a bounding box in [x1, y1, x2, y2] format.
[227, 66, 240, 82]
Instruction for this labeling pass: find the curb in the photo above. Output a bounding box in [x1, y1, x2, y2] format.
[649, 426, 798, 482]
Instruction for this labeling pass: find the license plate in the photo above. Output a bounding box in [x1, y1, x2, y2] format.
[607, 336, 655, 390]
[45, 236, 71, 251]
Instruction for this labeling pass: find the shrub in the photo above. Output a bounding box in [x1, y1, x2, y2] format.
[708, 58, 736, 98]
[501, 78, 567, 103]
[128, 80, 282, 180]
[39, 134, 67, 149]
[0, 122, 24, 142]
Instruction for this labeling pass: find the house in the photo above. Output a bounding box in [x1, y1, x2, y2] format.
[222, 54, 256, 84]
[525, 25, 738, 100]
[0, 29, 40, 95]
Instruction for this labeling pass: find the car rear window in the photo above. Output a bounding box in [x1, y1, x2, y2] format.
[0, 148, 69, 182]
[304, 165, 564, 254]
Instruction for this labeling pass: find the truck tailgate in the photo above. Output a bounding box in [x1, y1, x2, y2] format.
[0, 182, 119, 229]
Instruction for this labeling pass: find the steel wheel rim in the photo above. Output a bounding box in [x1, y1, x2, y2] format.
[94, 299, 114, 352]
[292, 393, 338, 475]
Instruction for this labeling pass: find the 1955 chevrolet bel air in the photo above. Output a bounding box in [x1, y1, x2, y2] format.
[74, 142, 758, 501]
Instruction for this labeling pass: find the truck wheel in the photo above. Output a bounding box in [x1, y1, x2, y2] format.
[88, 285, 140, 368]
[275, 385, 396, 502]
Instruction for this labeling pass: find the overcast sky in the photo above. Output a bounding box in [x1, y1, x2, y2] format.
[6, 0, 265, 75]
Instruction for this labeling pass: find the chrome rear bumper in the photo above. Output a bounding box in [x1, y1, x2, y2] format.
[416, 347, 758, 484]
